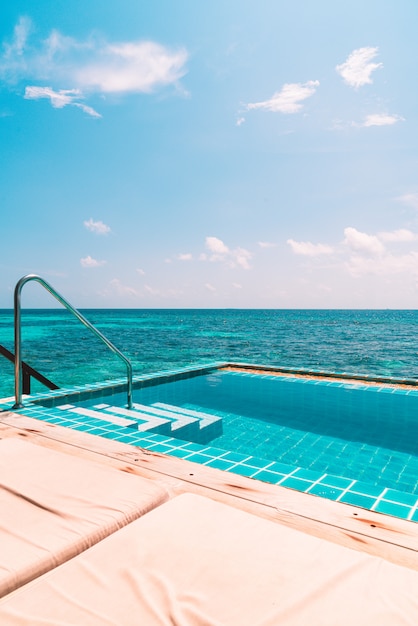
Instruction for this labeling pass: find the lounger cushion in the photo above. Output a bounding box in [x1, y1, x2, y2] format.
[1, 493, 417, 624]
[0, 438, 168, 597]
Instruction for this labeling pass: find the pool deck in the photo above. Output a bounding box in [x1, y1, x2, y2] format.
[1, 407, 416, 572]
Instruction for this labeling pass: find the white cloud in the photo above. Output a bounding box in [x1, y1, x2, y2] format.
[246, 80, 319, 114]
[258, 241, 276, 248]
[83, 218, 111, 234]
[343, 227, 418, 277]
[345, 251, 418, 277]
[397, 193, 418, 210]
[75, 41, 188, 94]
[289, 225, 418, 282]
[343, 227, 385, 255]
[205, 283, 216, 292]
[236, 117, 245, 126]
[234, 248, 253, 269]
[378, 229, 418, 242]
[232, 282, 242, 289]
[1, 19, 188, 115]
[204, 236, 252, 269]
[80, 255, 106, 268]
[206, 236, 229, 255]
[177, 253, 192, 261]
[287, 239, 333, 256]
[3, 16, 31, 60]
[336, 47, 382, 88]
[361, 113, 404, 127]
[25, 86, 101, 117]
[136, 268, 145, 276]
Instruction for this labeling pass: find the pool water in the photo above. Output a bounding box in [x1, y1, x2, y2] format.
[78, 370, 418, 496]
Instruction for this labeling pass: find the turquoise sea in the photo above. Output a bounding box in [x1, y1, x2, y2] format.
[1, 308, 418, 398]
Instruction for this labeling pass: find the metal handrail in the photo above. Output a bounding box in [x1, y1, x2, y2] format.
[13, 274, 133, 409]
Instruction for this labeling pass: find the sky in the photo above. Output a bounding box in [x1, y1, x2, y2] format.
[1, 0, 418, 309]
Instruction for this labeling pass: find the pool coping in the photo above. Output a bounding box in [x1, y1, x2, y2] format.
[1, 361, 417, 524]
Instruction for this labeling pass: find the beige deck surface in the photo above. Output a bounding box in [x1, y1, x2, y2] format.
[1, 492, 417, 625]
[0, 437, 168, 597]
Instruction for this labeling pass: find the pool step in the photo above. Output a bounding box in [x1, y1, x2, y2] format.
[133, 403, 201, 441]
[96, 405, 173, 436]
[57, 401, 222, 443]
[152, 403, 223, 443]
[57, 405, 138, 429]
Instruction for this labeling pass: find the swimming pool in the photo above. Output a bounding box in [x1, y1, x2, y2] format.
[63, 368, 418, 493]
[9, 363, 418, 521]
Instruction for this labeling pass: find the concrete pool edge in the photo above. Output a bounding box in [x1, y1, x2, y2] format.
[0, 409, 417, 572]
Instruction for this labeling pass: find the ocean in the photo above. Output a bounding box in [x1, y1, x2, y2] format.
[1, 308, 418, 398]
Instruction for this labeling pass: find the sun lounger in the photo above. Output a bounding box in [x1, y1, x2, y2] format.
[0, 438, 168, 597]
[1, 492, 417, 624]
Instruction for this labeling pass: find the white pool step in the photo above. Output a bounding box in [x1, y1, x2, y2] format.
[152, 403, 223, 442]
[57, 400, 223, 443]
[98, 403, 203, 440]
[153, 403, 222, 428]
[57, 405, 137, 429]
[96, 405, 172, 435]
[133, 403, 200, 434]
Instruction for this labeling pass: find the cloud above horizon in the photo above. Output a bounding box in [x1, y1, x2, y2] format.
[201, 236, 253, 269]
[336, 47, 382, 88]
[246, 80, 319, 114]
[360, 113, 404, 127]
[25, 86, 102, 117]
[84, 218, 111, 234]
[1, 16, 188, 116]
[287, 239, 334, 256]
[288, 225, 418, 279]
[80, 255, 106, 268]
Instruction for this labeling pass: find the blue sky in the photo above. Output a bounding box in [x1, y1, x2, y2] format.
[1, 0, 418, 308]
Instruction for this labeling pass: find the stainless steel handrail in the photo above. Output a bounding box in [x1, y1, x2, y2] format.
[13, 274, 133, 409]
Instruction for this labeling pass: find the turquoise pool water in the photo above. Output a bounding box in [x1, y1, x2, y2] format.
[77, 370, 418, 497]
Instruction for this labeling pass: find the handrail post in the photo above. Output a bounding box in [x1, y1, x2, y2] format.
[13, 276, 25, 408]
[13, 274, 133, 410]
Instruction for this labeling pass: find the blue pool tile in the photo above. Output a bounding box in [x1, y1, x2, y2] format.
[186, 453, 214, 464]
[268, 461, 294, 474]
[279, 476, 313, 492]
[243, 456, 273, 469]
[320, 475, 355, 489]
[221, 451, 252, 463]
[205, 458, 236, 471]
[339, 492, 377, 509]
[143, 443, 175, 453]
[383, 489, 418, 506]
[254, 469, 286, 484]
[308, 484, 344, 500]
[181, 442, 206, 452]
[114, 434, 140, 444]
[350, 482, 386, 497]
[373, 500, 411, 519]
[167, 448, 194, 459]
[230, 464, 259, 478]
[293, 467, 323, 481]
